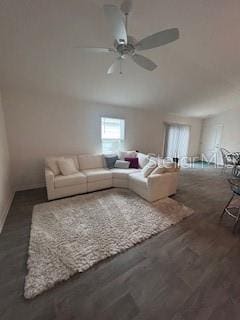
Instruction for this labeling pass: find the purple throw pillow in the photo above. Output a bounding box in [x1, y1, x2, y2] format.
[125, 157, 139, 169]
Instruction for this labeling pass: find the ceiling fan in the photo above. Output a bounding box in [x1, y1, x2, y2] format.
[79, 0, 180, 74]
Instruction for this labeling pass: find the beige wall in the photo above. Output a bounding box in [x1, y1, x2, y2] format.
[0, 92, 13, 232]
[3, 91, 202, 190]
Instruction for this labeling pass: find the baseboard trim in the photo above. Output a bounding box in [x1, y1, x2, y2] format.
[0, 192, 15, 233]
[14, 183, 45, 192]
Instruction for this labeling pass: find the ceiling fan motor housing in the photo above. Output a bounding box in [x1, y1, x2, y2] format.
[114, 36, 137, 58]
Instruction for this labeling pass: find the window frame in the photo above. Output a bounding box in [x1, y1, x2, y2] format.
[100, 116, 126, 154]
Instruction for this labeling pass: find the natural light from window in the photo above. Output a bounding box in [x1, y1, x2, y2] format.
[101, 117, 125, 154]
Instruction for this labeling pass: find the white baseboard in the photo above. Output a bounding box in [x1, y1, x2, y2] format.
[14, 183, 45, 192]
[0, 192, 15, 233]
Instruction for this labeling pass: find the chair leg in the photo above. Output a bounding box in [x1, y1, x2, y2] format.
[220, 194, 234, 222]
[233, 208, 240, 233]
[222, 164, 226, 174]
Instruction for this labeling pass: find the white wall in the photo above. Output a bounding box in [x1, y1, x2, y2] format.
[2, 91, 202, 190]
[201, 106, 240, 163]
[0, 92, 13, 232]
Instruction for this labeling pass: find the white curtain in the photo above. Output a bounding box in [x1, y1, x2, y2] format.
[165, 124, 190, 160]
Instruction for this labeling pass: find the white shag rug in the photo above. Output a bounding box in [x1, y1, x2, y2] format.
[24, 188, 193, 299]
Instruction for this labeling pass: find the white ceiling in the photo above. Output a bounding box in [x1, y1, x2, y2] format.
[1, 0, 240, 117]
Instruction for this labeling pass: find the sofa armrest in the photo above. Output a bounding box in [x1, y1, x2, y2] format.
[45, 168, 55, 192]
[147, 171, 180, 201]
[148, 172, 179, 187]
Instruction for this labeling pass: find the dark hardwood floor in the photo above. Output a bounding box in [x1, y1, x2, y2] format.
[1, 165, 240, 320]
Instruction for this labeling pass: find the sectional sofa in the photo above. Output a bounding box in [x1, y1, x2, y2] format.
[45, 153, 180, 202]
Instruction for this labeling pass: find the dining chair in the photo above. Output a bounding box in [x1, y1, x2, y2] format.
[220, 148, 238, 173]
[220, 165, 240, 232]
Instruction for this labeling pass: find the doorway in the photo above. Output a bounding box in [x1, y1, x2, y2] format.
[201, 124, 223, 164]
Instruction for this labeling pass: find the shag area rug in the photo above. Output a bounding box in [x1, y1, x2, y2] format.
[24, 188, 193, 299]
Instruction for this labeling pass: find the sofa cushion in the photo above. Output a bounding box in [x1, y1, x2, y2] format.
[129, 172, 148, 186]
[58, 158, 79, 176]
[54, 172, 87, 188]
[78, 154, 103, 170]
[82, 168, 112, 182]
[111, 168, 141, 179]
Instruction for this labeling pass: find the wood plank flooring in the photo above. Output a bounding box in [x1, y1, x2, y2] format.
[1, 166, 240, 320]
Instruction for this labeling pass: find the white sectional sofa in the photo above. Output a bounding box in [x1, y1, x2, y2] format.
[45, 153, 180, 202]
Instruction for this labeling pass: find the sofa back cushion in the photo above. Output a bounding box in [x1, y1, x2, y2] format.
[78, 154, 103, 170]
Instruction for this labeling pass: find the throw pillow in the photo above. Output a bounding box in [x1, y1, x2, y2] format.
[164, 166, 177, 173]
[45, 157, 64, 176]
[162, 160, 177, 173]
[137, 152, 149, 169]
[125, 157, 139, 169]
[58, 158, 79, 176]
[104, 155, 119, 169]
[142, 160, 157, 177]
[119, 150, 137, 160]
[156, 159, 179, 173]
[114, 160, 130, 169]
[150, 166, 165, 175]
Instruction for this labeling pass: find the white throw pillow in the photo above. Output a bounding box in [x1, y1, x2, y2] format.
[150, 166, 165, 175]
[114, 160, 130, 169]
[142, 160, 157, 177]
[58, 158, 79, 176]
[119, 150, 137, 160]
[137, 152, 149, 169]
[45, 157, 64, 176]
[160, 159, 177, 172]
[155, 159, 178, 173]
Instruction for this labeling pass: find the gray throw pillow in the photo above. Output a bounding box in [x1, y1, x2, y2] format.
[104, 155, 119, 169]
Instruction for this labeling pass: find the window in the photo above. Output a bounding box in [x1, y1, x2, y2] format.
[101, 117, 125, 154]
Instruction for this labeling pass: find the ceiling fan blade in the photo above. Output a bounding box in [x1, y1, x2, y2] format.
[121, 0, 133, 15]
[107, 60, 120, 74]
[135, 28, 179, 51]
[75, 47, 115, 53]
[132, 54, 157, 71]
[103, 5, 127, 44]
